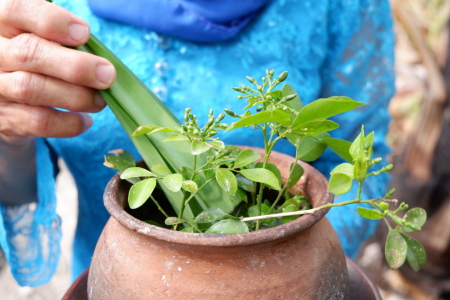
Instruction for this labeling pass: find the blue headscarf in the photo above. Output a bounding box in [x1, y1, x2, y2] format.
[88, 0, 269, 42]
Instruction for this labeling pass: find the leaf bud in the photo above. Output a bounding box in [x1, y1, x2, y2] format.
[246, 76, 256, 84]
[224, 109, 239, 117]
[384, 164, 394, 172]
[216, 112, 225, 123]
[378, 201, 390, 211]
[206, 116, 214, 128]
[277, 71, 288, 82]
[284, 94, 297, 101]
[384, 188, 395, 198]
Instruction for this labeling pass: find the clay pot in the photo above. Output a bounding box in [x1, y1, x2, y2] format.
[87, 149, 349, 299]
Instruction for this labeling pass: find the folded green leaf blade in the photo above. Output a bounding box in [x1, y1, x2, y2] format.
[78, 36, 239, 219]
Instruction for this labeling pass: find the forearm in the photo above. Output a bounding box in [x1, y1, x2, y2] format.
[0, 137, 37, 205]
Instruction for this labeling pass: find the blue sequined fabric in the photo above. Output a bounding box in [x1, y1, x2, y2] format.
[0, 0, 395, 286]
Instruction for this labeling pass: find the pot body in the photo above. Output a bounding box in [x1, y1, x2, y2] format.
[88, 150, 349, 299]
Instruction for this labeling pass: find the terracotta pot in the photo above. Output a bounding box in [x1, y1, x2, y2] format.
[88, 149, 349, 299]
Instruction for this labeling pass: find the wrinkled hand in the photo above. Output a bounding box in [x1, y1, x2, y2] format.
[0, 0, 116, 145]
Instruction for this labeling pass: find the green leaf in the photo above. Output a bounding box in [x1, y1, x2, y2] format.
[194, 208, 227, 224]
[120, 167, 156, 179]
[104, 149, 136, 172]
[128, 178, 157, 209]
[328, 163, 354, 195]
[215, 168, 238, 196]
[205, 219, 249, 234]
[281, 83, 302, 111]
[163, 174, 183, 192]
[165, 217, 185, 226]
[282, 204, 299, 223]
[163, 134, 189, 142]
[132, 124, 179, 136]
[240, 168, 281, 190]
[296, 136, 327, 162]
[227, 110, 291, 130]
[293, 96, 364, 127]
[234, 149, 261, 169]
[398, 208, 427, 232]
[385, 229, 407, 269]
[401, 234, 427, 271]
[287, 163, 304, 188]
[205, 140, 225, 151]
[182, 180, 198, 193]
[349, 127, 374, 161]
[191, 140, 210, 155]
[357, 206, 384, 220]
[267, 90, 283, 99]
[151, 164, 172, 176]
[291, 120, 339, 136]
[256, 162, 282, 188]
[321, 138, 353, 163]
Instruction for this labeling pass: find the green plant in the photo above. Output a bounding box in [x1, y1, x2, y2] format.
[104, 69, 427, 271]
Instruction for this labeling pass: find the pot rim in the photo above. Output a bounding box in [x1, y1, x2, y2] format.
[103, 149, 334, 247]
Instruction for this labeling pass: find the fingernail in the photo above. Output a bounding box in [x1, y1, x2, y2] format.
[94, 92, 106, 108]
[82, 113, 93, 133]
[68, 23, 89, 42]
[96, 64, 115, 85]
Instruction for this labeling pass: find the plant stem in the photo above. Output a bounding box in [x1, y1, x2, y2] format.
[242, 199, 373, 222]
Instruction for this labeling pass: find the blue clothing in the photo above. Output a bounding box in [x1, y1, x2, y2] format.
[88, 0, 269, 42]
[0, 0, 395, 286]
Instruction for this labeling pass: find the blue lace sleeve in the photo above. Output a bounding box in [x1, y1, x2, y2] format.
[0, 138, 61, 286]
[313, 0, 396, 257]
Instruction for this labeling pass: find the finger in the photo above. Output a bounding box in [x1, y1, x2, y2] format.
[0, 34, 116, 90]
[0, 71, 106, 112]
[0, 102, 93, 138]
[0, 0, 90, 46]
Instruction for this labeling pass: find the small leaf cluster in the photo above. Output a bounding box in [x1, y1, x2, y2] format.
[329, 127, 427, 271]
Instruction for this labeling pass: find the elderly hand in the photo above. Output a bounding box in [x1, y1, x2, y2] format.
[0, 0, 116, 145]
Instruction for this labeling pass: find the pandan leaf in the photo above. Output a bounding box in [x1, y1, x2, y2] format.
[234, 149, 261, 169]
[215, 168, 238, 196]
[385, 229, 407, 269]
[128, 178, 157, 209]
[205, 219, 249, 234]
[401, 234, 427, 271]
[240, 168, 281, 190]
[76, 33, 239, 221]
